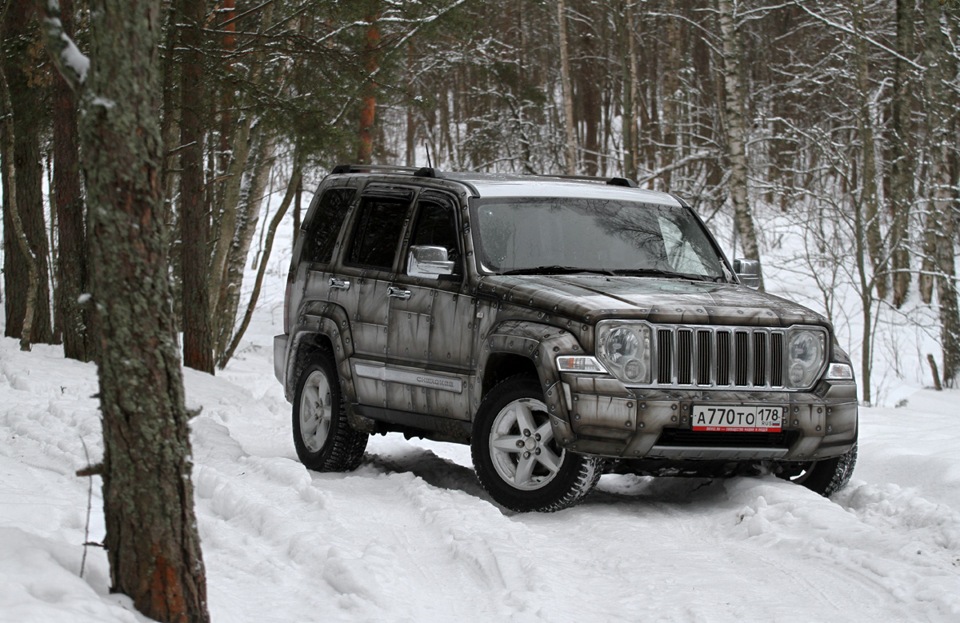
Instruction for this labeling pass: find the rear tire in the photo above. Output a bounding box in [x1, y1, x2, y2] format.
[775, 440, 857, 496]
[471, 375, 600, 512]
[292, 350, 367, 472]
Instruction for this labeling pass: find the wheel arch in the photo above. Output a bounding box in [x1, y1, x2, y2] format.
[282, 301, 357, 404]
[477, 320, 584, 446]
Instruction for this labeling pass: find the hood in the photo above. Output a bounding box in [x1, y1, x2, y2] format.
[477, 274, 827, 328]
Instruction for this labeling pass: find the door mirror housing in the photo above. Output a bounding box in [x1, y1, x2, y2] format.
[407, 245, 455, 279]
[733, 258, 762, 289]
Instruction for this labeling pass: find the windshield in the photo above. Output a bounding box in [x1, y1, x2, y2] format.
[471, 197, 727, 280]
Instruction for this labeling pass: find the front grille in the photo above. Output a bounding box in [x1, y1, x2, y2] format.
[656, 428, 798, 449]
[654, 326, 786, 390]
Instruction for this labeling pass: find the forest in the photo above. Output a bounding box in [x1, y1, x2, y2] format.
[2, 0, 959, 399]
[1, 2, 959, 621]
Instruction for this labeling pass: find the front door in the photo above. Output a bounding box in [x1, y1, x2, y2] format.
[385, 191, 475, 420]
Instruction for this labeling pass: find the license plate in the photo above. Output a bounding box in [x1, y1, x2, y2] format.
[691, 405, 783, 432]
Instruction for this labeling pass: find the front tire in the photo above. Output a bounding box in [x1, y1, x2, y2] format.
[471, 375, 600, 512]
[292, 351, 367, 472]
[775, 440, 858, 496]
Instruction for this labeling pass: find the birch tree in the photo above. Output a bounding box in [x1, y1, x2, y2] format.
[717, 0, 762, 281]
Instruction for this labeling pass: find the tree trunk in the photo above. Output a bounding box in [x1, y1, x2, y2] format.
[358, 8, 380, 164]
[717, 0, 762, 286]
[214, 131, 277, 366]
[179, 0, 214, 373]
[660, 0, 682, 189]
[621, 0, 639, 180]
[1, 1, 53, 343]
[220, 152, 302, 367]
[51, 0, 92, 362]
[888, 0, 914, 308]
[0, 66, 38, 351]
[44, 0, 211, 619]
[557, 0, 577, 175]
[921, 0, 960, 387]
[853, 0, 887, 301]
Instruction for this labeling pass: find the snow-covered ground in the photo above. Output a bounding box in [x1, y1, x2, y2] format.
[2, 203, 960, 622]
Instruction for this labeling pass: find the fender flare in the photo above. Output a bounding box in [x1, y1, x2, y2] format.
[282, 301, 357, 404]
[478, 320, 586, 446]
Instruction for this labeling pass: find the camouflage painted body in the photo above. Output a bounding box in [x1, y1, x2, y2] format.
[275, 170, 858, 474]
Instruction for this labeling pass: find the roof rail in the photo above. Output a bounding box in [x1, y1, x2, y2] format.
[522, 172, 639, 188]
[330, 164, 442, 178]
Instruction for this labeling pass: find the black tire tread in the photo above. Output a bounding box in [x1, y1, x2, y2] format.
[472, 374, 601, 512]
[293, 349, 368, 472]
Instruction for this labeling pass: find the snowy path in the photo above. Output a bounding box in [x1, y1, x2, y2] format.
[2, 332, 959, 622]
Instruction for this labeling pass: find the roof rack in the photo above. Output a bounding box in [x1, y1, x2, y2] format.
[521, 172, 639, 188]
[330, 164, 441, 178]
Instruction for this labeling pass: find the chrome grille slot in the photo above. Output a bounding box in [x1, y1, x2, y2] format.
[657, 329, 672, 384]
[696, 330, 712, 385]
[648, 325, 790, 390]
[771, 333, 784, 386]
[716, 331, 730, 385]
[754, 331, 767, 386]
[735, 331, 749, 386]
[676, 330, 692, 385]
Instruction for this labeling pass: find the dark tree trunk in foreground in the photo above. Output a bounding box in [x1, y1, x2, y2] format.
[178, 0, 214, 373]
[43, 0, 211, 620]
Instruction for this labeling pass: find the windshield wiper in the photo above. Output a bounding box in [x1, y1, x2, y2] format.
[610, 268, 721, 282]
[499, 265, 615, 276]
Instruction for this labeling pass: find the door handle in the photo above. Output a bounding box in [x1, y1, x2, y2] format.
[388, 286, 412, 300]
[329, 278, 351, 290]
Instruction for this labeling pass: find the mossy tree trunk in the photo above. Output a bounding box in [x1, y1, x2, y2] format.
[43, 0, 210, 620]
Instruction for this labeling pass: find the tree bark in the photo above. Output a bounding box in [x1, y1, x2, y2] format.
[0, 66, 38, 351]
[220, 152, 301, 367]
[920, 0, 960, 387]
[358, 8, 380, 164]
[557, 0, 577, 175]
[621, 0, 639, 180]
[214, 131, 276, 366]
[2, 1, 53, 343]
[717, 0, 762, 287]
[179, 0, 214, 373]
[853, 0, 887, 301]
[44, 0, 211, 619]
[888, 0, 914, 308]
[51, 0, 92, 361]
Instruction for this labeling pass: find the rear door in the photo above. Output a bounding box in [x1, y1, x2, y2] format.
[332, 185, 414, 407]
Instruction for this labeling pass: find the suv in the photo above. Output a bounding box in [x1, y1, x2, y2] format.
[274, 165, 858, 512]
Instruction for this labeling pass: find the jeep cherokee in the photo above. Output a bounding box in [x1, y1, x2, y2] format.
[274, 165, 858, 512]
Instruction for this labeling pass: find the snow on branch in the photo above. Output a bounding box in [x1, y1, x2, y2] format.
[40, 0, 89, 91]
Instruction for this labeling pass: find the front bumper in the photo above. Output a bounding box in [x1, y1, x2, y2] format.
[553, 372, 858, 462]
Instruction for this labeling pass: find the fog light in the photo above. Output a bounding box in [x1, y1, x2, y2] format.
[624, 359, 645, 382]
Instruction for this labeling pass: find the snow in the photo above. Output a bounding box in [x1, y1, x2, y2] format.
[2, 209, 960, 622]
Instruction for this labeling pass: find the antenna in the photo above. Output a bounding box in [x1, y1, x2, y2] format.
[424, 139, 433, 169]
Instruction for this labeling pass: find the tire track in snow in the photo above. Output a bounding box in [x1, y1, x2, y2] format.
[724, 477, 960, 620]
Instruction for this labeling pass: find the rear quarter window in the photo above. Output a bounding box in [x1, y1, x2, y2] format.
[302, 187, 356, 265]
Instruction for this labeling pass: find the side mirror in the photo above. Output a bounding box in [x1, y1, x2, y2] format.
[407, 245, 455, 279]
[733, 258, 762, 289]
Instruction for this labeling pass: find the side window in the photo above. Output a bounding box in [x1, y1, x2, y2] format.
[346, 195, 410, 270]
[409, 198, 461, 274]
[302, 188, 355, 264]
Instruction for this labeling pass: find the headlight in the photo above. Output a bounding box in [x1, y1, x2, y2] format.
[596, 322, 651, 384]
[786, 328, 826, 388]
